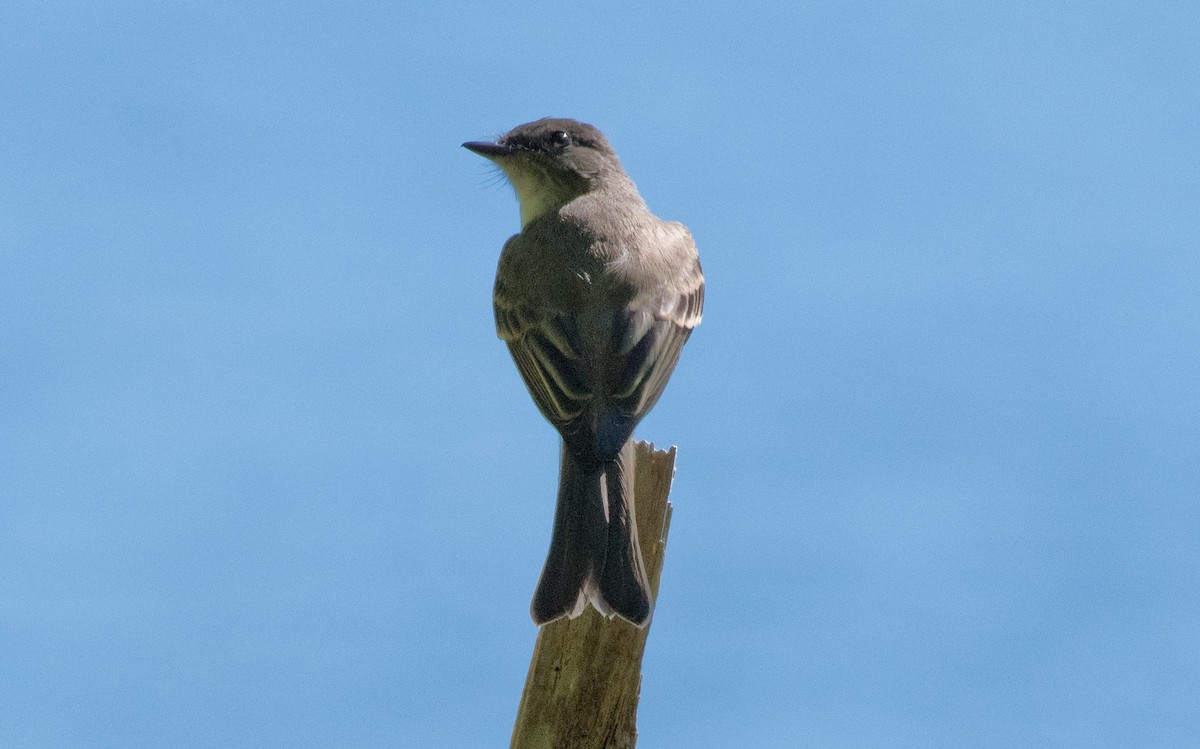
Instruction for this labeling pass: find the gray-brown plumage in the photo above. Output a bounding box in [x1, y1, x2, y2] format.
[464, 118, 703, 627]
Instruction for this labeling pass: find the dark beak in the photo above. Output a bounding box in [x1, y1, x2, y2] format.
[463, 140, 516, 159]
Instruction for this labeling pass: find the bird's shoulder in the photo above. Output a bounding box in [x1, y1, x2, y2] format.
[493, 222, 601, 341]
[608, 217, 704, 330]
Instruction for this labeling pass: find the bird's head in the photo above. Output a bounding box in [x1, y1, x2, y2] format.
[464, 118, 624, 227]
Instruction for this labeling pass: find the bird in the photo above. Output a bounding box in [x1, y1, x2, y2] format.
[464, 118, 703, 627]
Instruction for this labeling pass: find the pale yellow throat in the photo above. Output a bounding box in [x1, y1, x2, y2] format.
[503, 168, 565, 228]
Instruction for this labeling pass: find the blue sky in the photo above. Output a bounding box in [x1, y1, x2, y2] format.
[2, 2, 1197, 747]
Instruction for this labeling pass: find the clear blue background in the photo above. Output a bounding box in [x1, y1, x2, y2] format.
[2, 3, 1197, 747]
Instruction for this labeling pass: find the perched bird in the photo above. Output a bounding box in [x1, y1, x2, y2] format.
[464, 118, 703, 627]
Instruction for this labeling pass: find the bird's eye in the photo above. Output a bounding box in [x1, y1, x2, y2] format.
[549, 130, 571, 148]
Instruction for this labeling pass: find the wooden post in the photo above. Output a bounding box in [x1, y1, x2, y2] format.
[510, 442, 677, 749]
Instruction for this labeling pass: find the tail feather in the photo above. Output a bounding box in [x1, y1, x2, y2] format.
[530, 444, 606, 625]
[598, 439, 652, 625]
[530, 440, 653, 627]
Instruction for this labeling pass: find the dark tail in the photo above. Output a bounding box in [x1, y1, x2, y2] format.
[530, 439, 652, 627]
